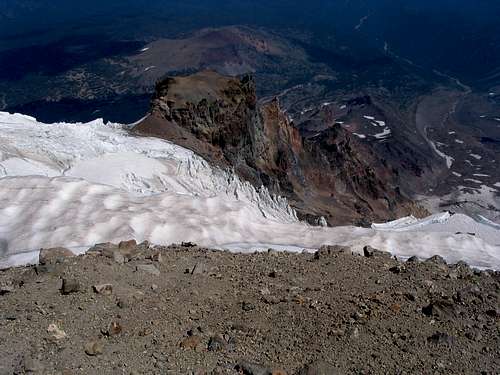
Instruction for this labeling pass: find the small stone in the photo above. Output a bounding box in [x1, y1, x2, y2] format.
[119, 239, 137, 249]
[404, 292, 417, 301]
[422, 300, 458, 320]
[35, 264, 56, 275]
[426, 255, 447, 265]
[39, 247, 74, 265]
[363, 245, 391, 258]
[296, 360, 337, 375]
[136, 264, 160, 276]
[47, 323, 66, 340]
[485, 308, 499, 318]
[85, 341, 104, 356]
[242, 301, 256, 311]
[267, 249, 280, 256]
[0, 285, 14, 295]
[389, 265, 404, 274]
[93, 284, 113, 295]
[207, 335, 227, 352]
[89, 242, 117, 253]
[105, 321, 122, 336]
[329, 328, 345, 337]
[235, 360, 272, 375]
[427, 332, 455, 346]
[406, 256, 420, 263]
[60, 278, 80, 295]
[314, 245, 350, 259]
[466, 331, 483, 341]
[180, 335, 201, 350]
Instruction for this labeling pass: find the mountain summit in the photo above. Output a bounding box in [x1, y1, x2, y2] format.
[134, 71, 426, 225]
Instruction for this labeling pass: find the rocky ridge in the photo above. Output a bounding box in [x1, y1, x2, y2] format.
[133, 71, 426, 225]
[0, 242, 498, 374]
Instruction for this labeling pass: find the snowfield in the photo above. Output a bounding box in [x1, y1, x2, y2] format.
[0, 112, 499, 269]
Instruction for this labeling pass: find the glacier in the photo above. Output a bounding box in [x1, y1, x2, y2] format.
[0, 111, 499, 269]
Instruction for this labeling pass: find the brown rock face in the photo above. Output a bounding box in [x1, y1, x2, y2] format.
[133, 71, 424, 225]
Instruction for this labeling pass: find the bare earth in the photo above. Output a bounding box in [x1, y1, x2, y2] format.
[0, 242, 499, 374]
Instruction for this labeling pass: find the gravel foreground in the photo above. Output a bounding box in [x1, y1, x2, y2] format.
[0, 242, 499, 375]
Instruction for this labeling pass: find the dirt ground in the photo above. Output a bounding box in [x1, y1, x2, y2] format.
[0, 241, 498, 374]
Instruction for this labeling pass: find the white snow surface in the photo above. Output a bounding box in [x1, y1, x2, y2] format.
[1, 112, 500, 269]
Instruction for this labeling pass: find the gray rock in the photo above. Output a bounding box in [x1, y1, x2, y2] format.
[235, 360, 272, 375]
[422, 299, 458, 320]
[35, 264, 56, 275]
[406, 256, 420, 263]
[242, 301, 256, 311]
[118, 239, 137, 249]
[207, 335, 227, 352]
[314, 245, 350, 259]
[60, 278, 80, 295]
[0, 285, 14, 295]
[389, 265, 405, 274]
[39, 247, 74, 265]
[363, 245, 391, 258]
[427, 332, 456, 346]
[136, 264, 160, 276]
[296, 360, 337, 375]
[425, 255, 447, 265]
[85, 341, 104, 356]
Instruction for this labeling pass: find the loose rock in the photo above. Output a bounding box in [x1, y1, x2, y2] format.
[39, 247, 74, 265]
[85, 341, 104, 356]
[93, 284, 113, 295]
[60, 278, 80, 295]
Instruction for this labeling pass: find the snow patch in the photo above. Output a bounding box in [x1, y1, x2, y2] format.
[373, 128, 392, 139]
[429, 139, 454, 168]
[0, 112, 499, 270]
[352, 133, 366, 139]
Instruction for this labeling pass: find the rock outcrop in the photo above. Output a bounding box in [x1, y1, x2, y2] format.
[134, 71, 425, 225]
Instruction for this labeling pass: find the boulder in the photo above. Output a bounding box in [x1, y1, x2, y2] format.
[363, 245, 391, 259]
[39, 247, 74, 265]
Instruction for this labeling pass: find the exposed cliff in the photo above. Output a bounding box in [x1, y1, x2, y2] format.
[133, 71, 425, 225]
